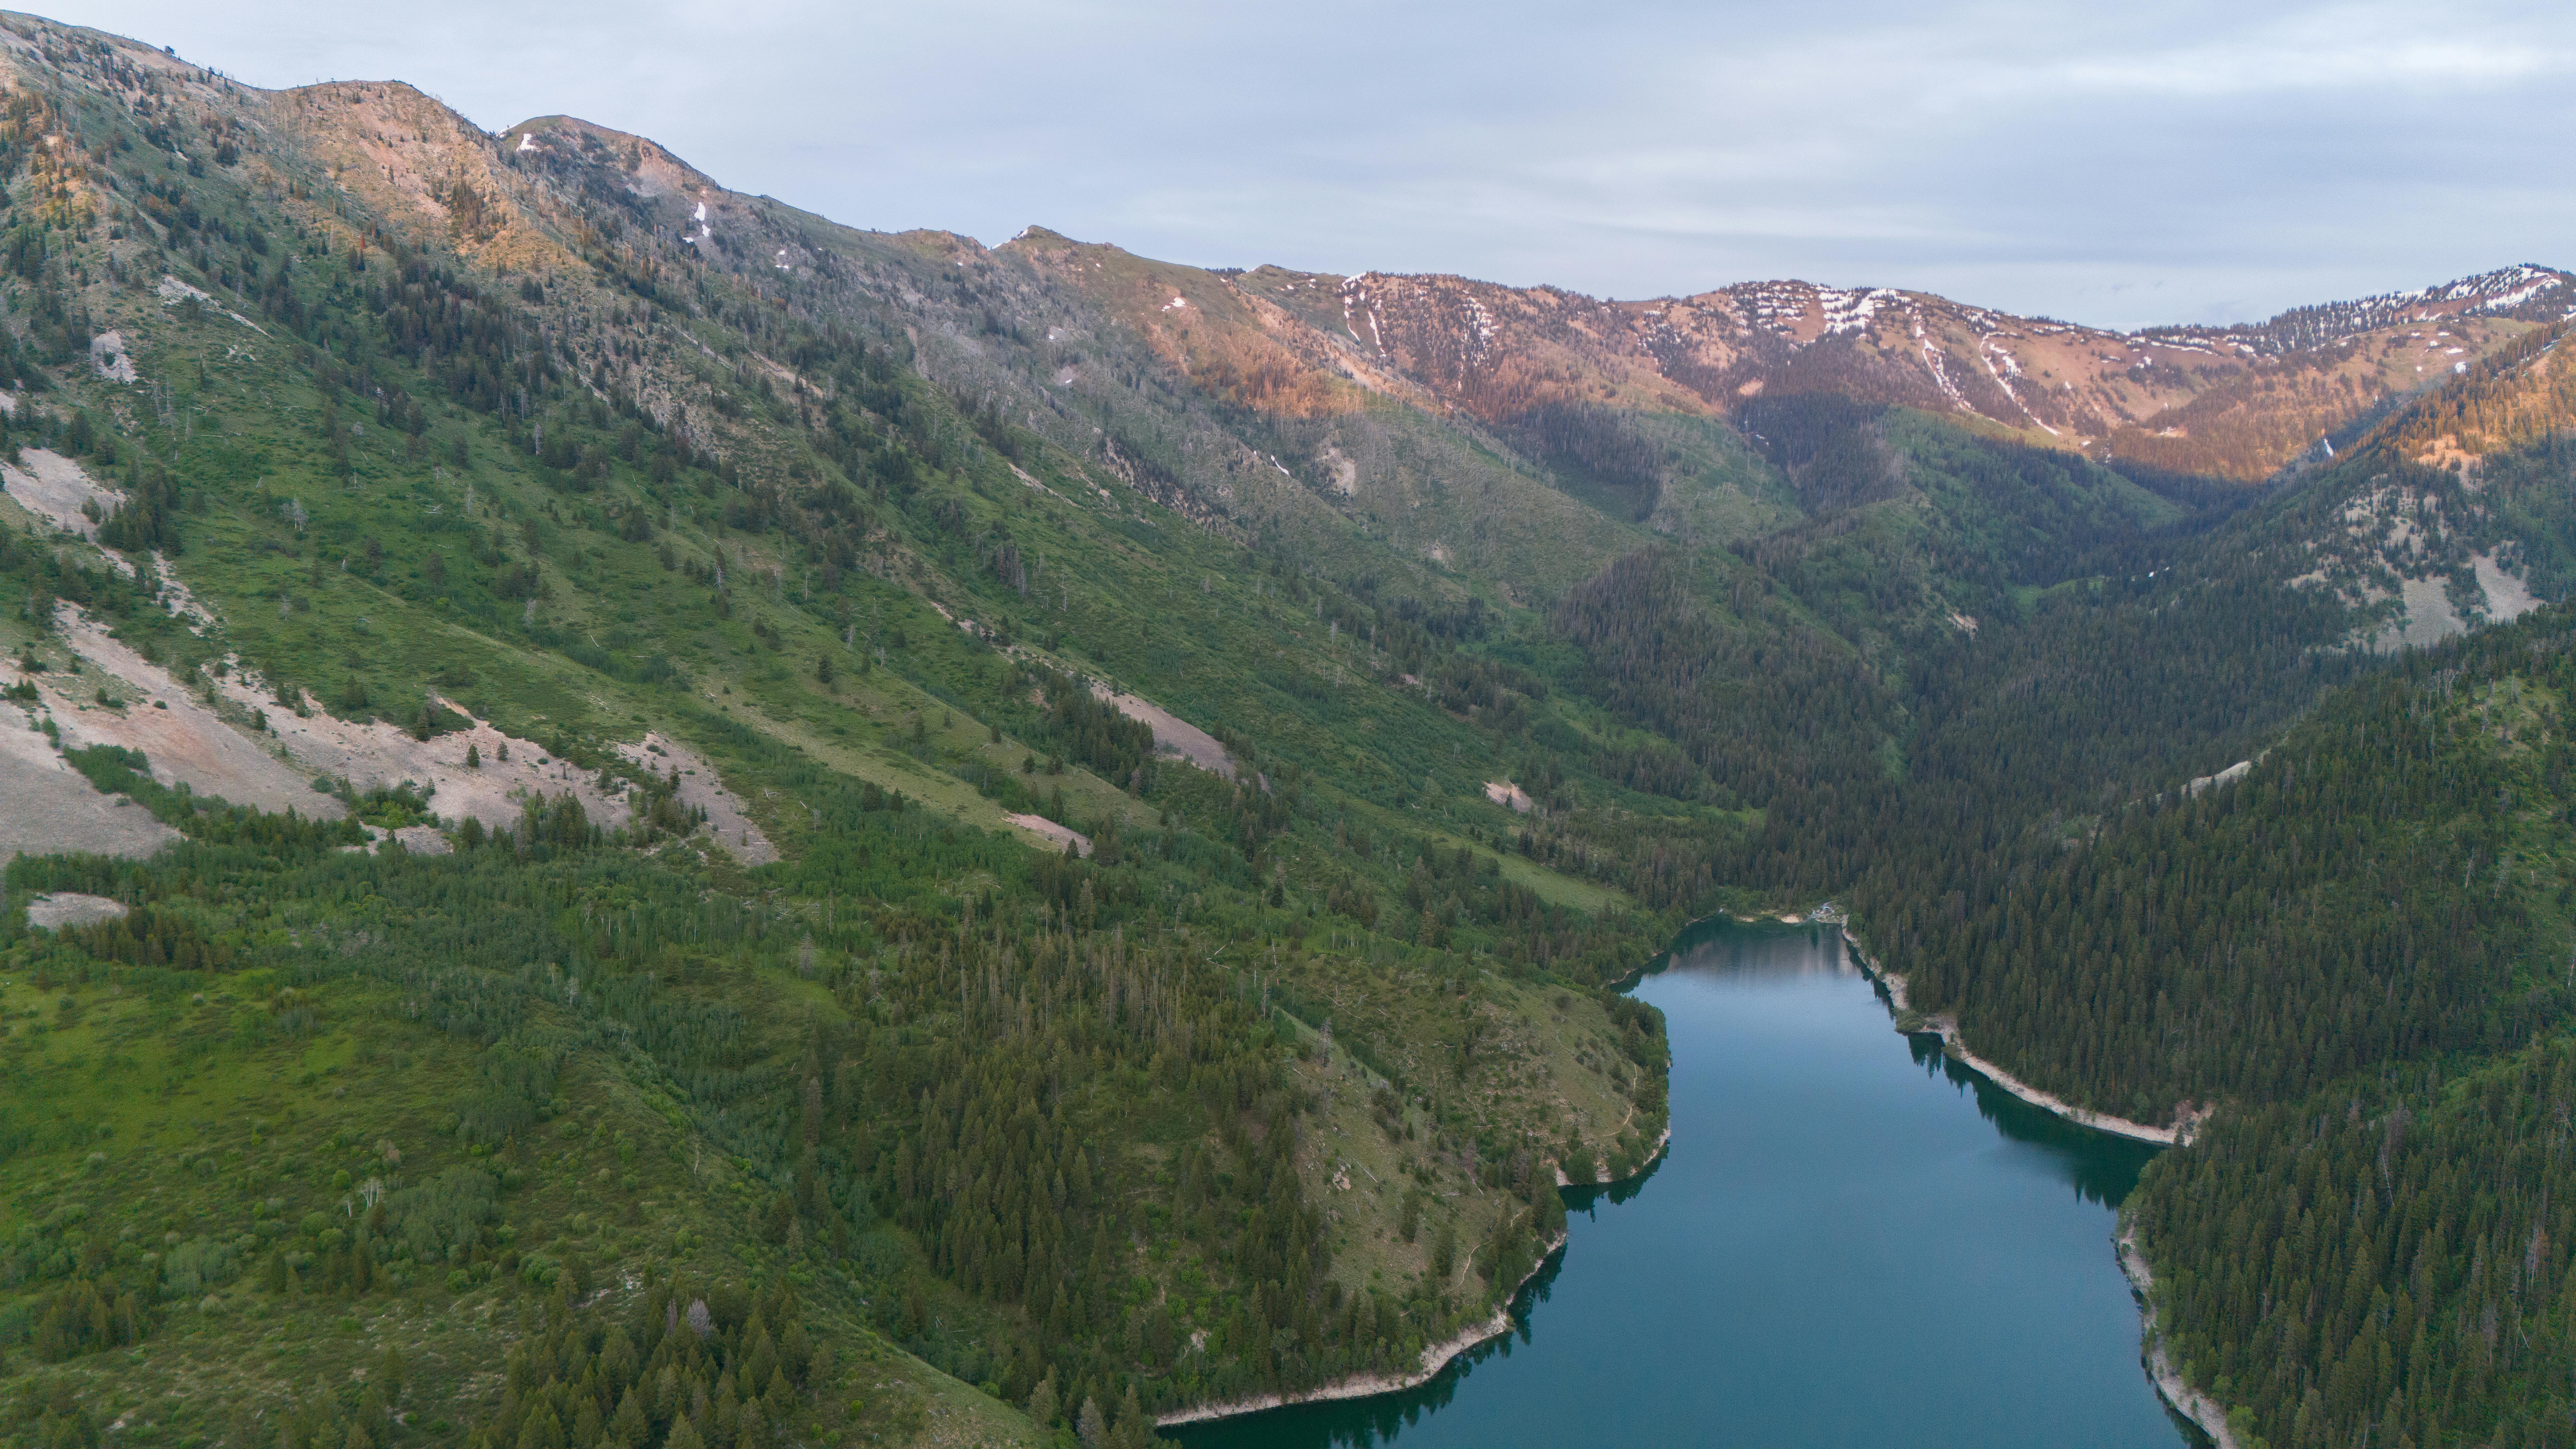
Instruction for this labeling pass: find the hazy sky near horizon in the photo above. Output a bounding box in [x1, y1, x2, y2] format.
[33, 0, 2576, 329]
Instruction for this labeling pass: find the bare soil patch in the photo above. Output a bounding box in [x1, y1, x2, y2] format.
[24, 892, 128, 930]
[613, 732, 777, 863]
[48, 610, 339, 815]
[3, 448, 124, 539]
[0, 694, 182, 863]
[1092, 684, 1235, 779]
[1004, 813, 1091, 856]
[40, 609, 774, 862]
[390, 824, 452, 855]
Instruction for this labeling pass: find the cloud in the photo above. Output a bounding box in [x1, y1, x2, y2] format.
[2041, 13, 2568, 97]
[37, 0, 2576, 328]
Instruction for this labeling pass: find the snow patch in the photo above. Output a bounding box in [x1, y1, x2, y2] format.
[1817, 286, 1900, 336]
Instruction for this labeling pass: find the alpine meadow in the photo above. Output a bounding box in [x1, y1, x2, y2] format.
[0, 9, 2572, 1449]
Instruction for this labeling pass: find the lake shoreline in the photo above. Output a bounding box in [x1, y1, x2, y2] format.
[1167, 916, 2184, 1440]
[1558, 1123, 1672, 1187]
[2118, 1219, 2242, 1449]
[1162, 1005, 1675, 1427]
[1833, 925, 2191, 1146]
[1834, 917, 2230, 1443]
[1155, 1229, 1572, 1428]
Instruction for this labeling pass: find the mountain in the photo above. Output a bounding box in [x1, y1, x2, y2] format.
[0, 22, 1685, 1448]
[0, 9, 2574, 1449]
[1027, 232, 2571, 486]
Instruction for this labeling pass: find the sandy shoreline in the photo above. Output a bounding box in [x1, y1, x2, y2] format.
[1836, 927, 2190, 1146]
[2118, 1220, 2242, 1449]
[1155, 1229, 1570, 1427]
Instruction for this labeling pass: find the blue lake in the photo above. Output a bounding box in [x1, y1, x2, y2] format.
[1176, 919, 2194, 1449]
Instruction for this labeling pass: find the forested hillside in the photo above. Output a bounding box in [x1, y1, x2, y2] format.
[0, 8, 2572, 1448]
[2121, 611, 2576, 1449]
[0, 17, 1678, 1446]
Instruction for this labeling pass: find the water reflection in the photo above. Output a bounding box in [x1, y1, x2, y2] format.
[1654, 916, 1861, 982]
[1174, 920, 2183, 1449]
[1905, 1033, 2159, 1208]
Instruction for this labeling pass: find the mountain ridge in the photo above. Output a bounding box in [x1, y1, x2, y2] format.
[991, 218, 2570, 482]
[1, 10, 2575, 1449]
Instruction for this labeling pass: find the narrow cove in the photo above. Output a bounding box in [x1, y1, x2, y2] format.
[1176, 918, 2197, 1449]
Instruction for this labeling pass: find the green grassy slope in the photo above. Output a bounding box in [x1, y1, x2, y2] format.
[3, 12, 2572, 1449]
[0, 16, 1704, 1448]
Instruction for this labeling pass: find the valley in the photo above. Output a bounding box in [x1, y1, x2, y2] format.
[0, 8, 2569, 1448]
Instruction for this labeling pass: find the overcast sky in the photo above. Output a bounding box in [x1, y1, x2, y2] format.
[32, 0, 2576, 329]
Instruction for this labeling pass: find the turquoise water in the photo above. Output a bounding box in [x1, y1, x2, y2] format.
[1175, 920, 2193, 1449]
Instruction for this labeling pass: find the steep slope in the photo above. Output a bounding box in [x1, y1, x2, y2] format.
[0, 15, 1696, 1449]
[0, 9, 2571, 1449]
[2233, 322, 2574, 650]
[1767, 338, 2576, 1447]
[2107, 611, 2576, 1449]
